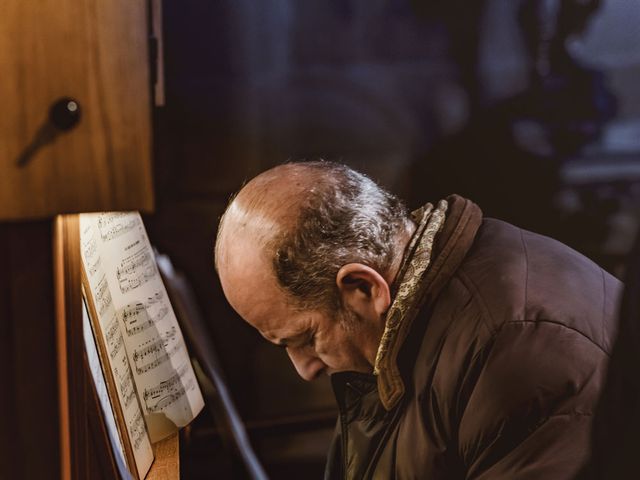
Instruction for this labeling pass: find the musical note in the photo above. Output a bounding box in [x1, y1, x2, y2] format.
[122, 303, 170, 337]
[143, 363, 197, 413]
[95, 276, 113, 316]
[132, 329, 181, 375]
[97, 212, 128, 229]
[83, 234, 98, 261]
[116, 247, 156, 294]
[105, 316, 119, 343]
[98, 213, 141, 242]
[143, 364, 187, 403]
[146, 382, 188, 413]
[144, 290, 164, 306]
[128, 410, 148, 451]
[134, 345, 177, 375]
[114, 363, 136, 409]
[133, 327, 177, 361]
[87, 256, 102, 277]
[105, 316, 124, 360]
[117, 250, 151, 276]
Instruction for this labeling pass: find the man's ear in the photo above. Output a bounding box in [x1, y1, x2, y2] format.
[336, 263, 391, 319]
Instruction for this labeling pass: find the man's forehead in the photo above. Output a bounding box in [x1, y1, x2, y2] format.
[217, 235, 292, 326]
[218, 243, 272, 299]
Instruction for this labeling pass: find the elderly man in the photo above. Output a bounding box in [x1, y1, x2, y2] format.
[215, 161, 621, 479]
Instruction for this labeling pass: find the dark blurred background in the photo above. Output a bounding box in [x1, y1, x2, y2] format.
[143, 0, 640, 478]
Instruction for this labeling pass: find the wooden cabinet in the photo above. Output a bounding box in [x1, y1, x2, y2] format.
[0, 1, 157, 478]
[0, 0, 154, 221]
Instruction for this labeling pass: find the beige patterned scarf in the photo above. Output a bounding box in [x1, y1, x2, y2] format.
[373, 199, 448, 408]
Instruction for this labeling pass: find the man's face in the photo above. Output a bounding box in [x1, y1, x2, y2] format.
[218, 235, 378, 380]
[251, 298, 376, 380]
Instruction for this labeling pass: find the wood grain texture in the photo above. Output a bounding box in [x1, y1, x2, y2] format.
[56, 214, 120, 479]
[0, 0, 154, 221]
[55, 214, 91, 479]
[147, 434, 180, 480]
[54, 216, 72, 480]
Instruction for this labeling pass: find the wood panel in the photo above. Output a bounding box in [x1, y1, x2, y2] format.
[55, 214, 122, 479]
[54, 214, 89, 479]
[0, 221, 60, 479]
[0, 0, 154, 221]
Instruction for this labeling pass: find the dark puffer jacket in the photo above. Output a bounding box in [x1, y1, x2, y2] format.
[325, 195, 622, 480]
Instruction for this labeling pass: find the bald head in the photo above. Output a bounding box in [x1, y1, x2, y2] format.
[216, 163, 330, 271]
[216, 161, 413, 311]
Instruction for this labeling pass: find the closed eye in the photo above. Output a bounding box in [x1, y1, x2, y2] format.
[273, 330, 313, 350]
[288, 331, 316, 350]
[305, 332, 316, 349]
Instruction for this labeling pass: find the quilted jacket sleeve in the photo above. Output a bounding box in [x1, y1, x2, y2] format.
[458, 320, 609, 480]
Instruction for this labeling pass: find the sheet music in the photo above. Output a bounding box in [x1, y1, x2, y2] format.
[80, 212, 204, 443]
[82, 299, 131, 479]
[80, 219, 154, 479]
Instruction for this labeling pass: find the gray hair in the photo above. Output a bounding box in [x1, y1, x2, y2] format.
[270, 161, 411, 311]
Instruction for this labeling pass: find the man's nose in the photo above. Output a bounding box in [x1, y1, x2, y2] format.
[286, 347, 326, 381]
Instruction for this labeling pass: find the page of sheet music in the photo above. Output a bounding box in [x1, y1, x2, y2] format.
[82, 299, 133, 479]
[81, 212, 204, 443]
[80, 218, 154, 479]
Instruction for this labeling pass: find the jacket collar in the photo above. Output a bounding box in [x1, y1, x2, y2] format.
[375, 194, 483, 410]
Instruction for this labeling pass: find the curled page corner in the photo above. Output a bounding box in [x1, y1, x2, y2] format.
[145, 412, 180, 444]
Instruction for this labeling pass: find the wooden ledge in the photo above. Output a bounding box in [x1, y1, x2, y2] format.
[147, 434, 179, 480]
